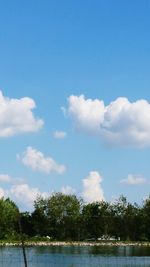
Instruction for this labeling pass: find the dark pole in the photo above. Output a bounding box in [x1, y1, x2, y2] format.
[18, 211, 28, 267]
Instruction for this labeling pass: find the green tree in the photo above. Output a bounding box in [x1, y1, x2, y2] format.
[109, 195, 128, 240]
[0, 198, 19, 239]
[20, 212, 34, 237]
[33, 193, 82, 240]
[81, 201, 112, 240]
[141, 197, 150, 240]
[32, 196, 48, 236]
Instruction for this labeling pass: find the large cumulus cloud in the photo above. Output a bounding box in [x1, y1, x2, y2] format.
[0, 91, 43, 137]
[66, 95, 150, 147]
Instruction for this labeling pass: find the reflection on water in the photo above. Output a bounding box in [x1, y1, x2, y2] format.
[33, 245, 150, 256]
[0, 246, 150, 267]
[90, 245, 150, 256]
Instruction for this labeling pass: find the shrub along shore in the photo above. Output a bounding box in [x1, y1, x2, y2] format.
[1, 241, 150, 247]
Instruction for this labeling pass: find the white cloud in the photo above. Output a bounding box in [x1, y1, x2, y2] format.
[66, 95, 104, 135]
[82, 171, 105, 203]
[53, 131, 67, 139]
[0, 187, 5, 198]
[120, 174, 146, 185]
[0, 174, 26, 185]
[66, 95, 150, 147]
[61, 185, 76, 195]
[0, 174, 12, 183]
[18, 146, 66, 174]
[10, 183, 48, 210]
[0, 91, 43, 137]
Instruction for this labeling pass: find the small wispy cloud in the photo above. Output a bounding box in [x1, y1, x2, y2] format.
[120, 174, 146, 185]
[0, 174, 12, 183]
[0, 174, 26, 185]
[53, 131, 67, 139]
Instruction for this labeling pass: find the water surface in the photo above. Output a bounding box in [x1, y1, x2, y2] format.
[0, 245, 150, 267]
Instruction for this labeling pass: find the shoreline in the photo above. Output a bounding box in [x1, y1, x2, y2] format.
[1, 241, 150, 247]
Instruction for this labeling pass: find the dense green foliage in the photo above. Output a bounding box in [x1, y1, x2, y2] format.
[0, 198, 19, 239]
[1, 193, 150, 241]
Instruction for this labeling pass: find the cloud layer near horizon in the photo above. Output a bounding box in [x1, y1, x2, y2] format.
[0, 91, 43, 137]
[66, 95, 150, 148]
[0, 182, 48, 210]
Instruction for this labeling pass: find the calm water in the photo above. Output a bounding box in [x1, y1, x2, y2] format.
[0, 246, 150, 267]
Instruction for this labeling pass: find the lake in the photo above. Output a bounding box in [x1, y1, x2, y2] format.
[0, 245, 150, 267]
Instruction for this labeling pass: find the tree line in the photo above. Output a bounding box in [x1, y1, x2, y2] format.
[1, 193, 150, 241]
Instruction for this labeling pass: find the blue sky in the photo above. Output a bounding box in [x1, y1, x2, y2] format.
[0, 0, 150, 210]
